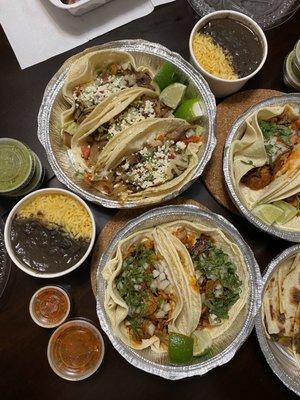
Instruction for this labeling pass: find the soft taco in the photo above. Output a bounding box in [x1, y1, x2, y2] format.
[293, 303, 300, 371]
[230, 104, 300, 231]
[88, 118, 204, 203]
[160, 220, 249, 341]
[263, 252, 300, 367]
[68, 88, 173, 172]
[102, 228, 201, 353]
[61, 50, 157, 136]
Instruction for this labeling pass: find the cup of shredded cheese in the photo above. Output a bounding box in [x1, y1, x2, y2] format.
[189, 10, 268, 97]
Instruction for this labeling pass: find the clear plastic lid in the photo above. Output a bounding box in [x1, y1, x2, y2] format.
[188, 0, 300, 30]
[0, 138, 34, 193]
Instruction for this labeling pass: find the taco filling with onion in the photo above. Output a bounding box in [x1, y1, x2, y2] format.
[102, 219, 250, 359]
[172, 226, 243, 332]
[115, 238, 174, 345]
[102, 228, 200, 353]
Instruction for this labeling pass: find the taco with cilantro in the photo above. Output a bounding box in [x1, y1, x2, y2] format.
[230, 104, 300, 231]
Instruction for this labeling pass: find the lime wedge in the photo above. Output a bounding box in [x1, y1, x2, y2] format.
[273, 201, 298, 224]
[159, 83, 187, 109]
[192, 330, 212, 356]
[168, 332, 194, 364]
[253, 204, 284, 224]
[154, 63, 185, 90]
[174, 98, 204, 122]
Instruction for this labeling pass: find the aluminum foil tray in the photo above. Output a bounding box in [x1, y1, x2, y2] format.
[223, 93, 300, 243]
[96, 205, 261, 379]
[255, 244, 300, 396]
[38, 39, 216, 209]
[188, 0, 300, 31]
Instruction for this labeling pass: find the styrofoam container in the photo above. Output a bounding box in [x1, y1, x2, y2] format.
[189, 10, 268, 98]
[48, 0, 112, 16]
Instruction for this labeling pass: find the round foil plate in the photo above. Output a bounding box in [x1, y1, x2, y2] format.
[255, 244, 300, 396]
[188, 0, 300, 31]
[223, 93, 300, 243]
[96, 204, 261, 379]
[0, 217, 11, 298]
[38, 39, 216, 209]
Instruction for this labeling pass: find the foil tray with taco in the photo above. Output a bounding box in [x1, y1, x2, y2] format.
[101, 218, 250, 364]
[262, 250, 300, 374]
[229, 102, 300, 233]
[59, 47, 208, 206]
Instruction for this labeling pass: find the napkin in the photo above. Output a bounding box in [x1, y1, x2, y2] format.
[0, 0, 175, 69]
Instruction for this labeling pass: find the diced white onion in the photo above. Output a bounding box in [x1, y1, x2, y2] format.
[152, 269, 160, 278]
[158, 279, 169, 290]
[163, 303, 171, 312]
[147, 322, 155, 336]
[155, 310, 166, 319]
[158, 272, 166, 281]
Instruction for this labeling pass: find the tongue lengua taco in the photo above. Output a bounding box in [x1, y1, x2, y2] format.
[263, 253, 300, 366]
[230, 104, 300, 231]
[61, 50, 157, 139]
[162, 220, 249, 341]
[102, 228, 201, 353]
[69, 88, 173, 173]
[90, 118, 204, 203]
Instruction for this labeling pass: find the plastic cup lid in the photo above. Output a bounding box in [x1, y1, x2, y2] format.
[3, 152, 44, 198]
[0, 138, 34, 193]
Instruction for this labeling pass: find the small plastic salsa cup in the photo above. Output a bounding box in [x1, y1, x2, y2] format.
[29, 285, 71, 328]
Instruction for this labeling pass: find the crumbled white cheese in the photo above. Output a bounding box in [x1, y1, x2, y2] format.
[104, 99, 156, 139]
[74, 71, 137, 111]
[176, 141, 186, 150]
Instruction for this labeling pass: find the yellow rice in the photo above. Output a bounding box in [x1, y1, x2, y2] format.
[17, 193, 92, 240]
[192, 33, 238, 80]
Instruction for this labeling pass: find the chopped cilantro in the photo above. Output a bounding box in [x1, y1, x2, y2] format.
[190, 236, 242, 319]
[106, 132, 114, 140]
[296, 194, 300, 211]
[258, 120, 291, 145]
[241, 160, 254, 166]
[127, 317, 144, 338]
[264, 143, 274, 164]
[115, 244, 155, 317]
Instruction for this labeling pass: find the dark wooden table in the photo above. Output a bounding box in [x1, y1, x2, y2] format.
[0, 1, 299, 399]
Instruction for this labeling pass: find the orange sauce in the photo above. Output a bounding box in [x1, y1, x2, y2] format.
[51, 322, 102, 376]
[33, 287, 69, 326]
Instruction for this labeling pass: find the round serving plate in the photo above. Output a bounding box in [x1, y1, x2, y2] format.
[255, 244, 300, 396]
[96, 204, 261, 379]
[187, 0, 300, 31]
[38, 39, 216, 209]
[0, 217, 11, 298]
[223, 93, 300, 243]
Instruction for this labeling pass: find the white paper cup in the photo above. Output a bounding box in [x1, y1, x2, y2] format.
[189, 10, 268, 98]
[4, 188, 96, 278]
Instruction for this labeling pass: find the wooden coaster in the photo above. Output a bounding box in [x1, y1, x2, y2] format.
[90, 197, 209, 297]
[202, 89, 283, 213]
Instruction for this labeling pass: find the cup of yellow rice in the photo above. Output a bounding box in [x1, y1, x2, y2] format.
[189, 10, 268, 97]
